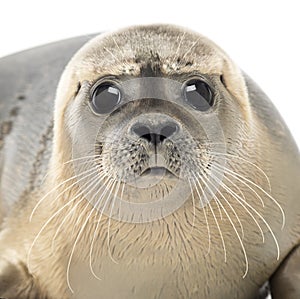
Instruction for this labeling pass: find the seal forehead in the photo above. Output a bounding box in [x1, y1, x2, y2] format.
[56, 24, 249, 117]
[70, 24, 225, 81]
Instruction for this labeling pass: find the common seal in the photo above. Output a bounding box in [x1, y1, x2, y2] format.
[0, 25, 299, 299]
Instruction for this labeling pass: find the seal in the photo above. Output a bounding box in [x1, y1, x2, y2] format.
[0, 25, 299, 299]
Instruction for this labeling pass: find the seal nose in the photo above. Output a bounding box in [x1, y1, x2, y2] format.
[132, 122, 178, 145]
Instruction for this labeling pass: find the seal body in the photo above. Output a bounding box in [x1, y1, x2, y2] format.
[0, 25, 299, 299]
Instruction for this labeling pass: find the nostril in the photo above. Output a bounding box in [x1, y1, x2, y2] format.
[160, 123, 178, 139]
[142, 133, 153, 143]
[132, 125, 150, 138]
[158, 134, 167, 143]
[131, 122, 179, 144]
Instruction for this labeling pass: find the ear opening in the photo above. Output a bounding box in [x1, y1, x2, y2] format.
[220, 74, 227, 88]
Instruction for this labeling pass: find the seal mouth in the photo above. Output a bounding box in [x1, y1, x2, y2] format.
[140, 166, 177, 178]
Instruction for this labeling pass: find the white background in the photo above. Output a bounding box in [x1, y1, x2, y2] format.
[0, 0, 299, 148]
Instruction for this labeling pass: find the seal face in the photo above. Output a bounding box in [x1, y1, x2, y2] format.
[0, 25, 299, 299]
[59, 26, 247, 224]
[69, 73, 228, 223]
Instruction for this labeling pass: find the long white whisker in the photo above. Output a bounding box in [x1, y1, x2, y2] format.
[200, 172, 249, 277]
[26, 166, 101, 272]
[215, 164, 265, 208]
[107, 179, 121, 265]
[211, 167, 265, 242]
[188, 178, 211, 255]
[213, 164, 285, 229]
[171, 31, 186, 65]
[89, 178, 119, 280]
[193, 172, 227, 262]
[187, 179, 196, 233]
[212, 167, 280, 260]
[39, 151, 96, 186]
[111, 36, 126, 61]
[210, 152, 271, 192]
[63, 155, 101, 165]
[30, 164, 100, 221]
[117, 182, 126, 228]
[103, 47, 122, 63]
[227, 177, 270, 241]
[66, 177, 115, 292]
[181, 37, 201, 61]
[208, 172, 245, 239]
[51, 171, 109, 251]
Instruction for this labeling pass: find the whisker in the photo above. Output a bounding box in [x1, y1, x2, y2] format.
[106, 179, 122, 265]
[26, 167, 101, 271]
[66, 177, 115, 292]
[188, 178, 211, 256]
[210, 152, 271, 192]
[51, 171, 109, 251]
[213, 164, 266, 207]
[181, 37, 201, 61]
[201, 172, 249, 277]
[103, 47, 122, 64]
[225, 182, 265, 240]
[212, 167, 280, 260]
[211, 167, 265, 243]
[66, 199, 94, 293]
[171, 31, 186, 65]
[30, 164, 100, 221]
[111, 36, 126, 61]
[88, 177, 118, 280]
[63, 155, 101, 165]
[39, 151, 96, 185]
[213, 164, 285, 229]
[187, 179, 196, 233]
[117, 182, 126, 225]
[208, 172, 245, 239]
[211, 166, 265, 243]
[193, 172, 227, 262]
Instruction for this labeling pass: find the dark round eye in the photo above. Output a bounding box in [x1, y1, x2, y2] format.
[91, 82, 121, 114]
[183, 79, 214, 111]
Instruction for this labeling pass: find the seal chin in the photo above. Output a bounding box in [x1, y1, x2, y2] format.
[140, 166, 177, 178]
[126, 165, 179, 189]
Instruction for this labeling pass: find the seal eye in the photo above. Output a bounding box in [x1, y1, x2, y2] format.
[183, 79, 214, 111]
[91, 82, 121, 114]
